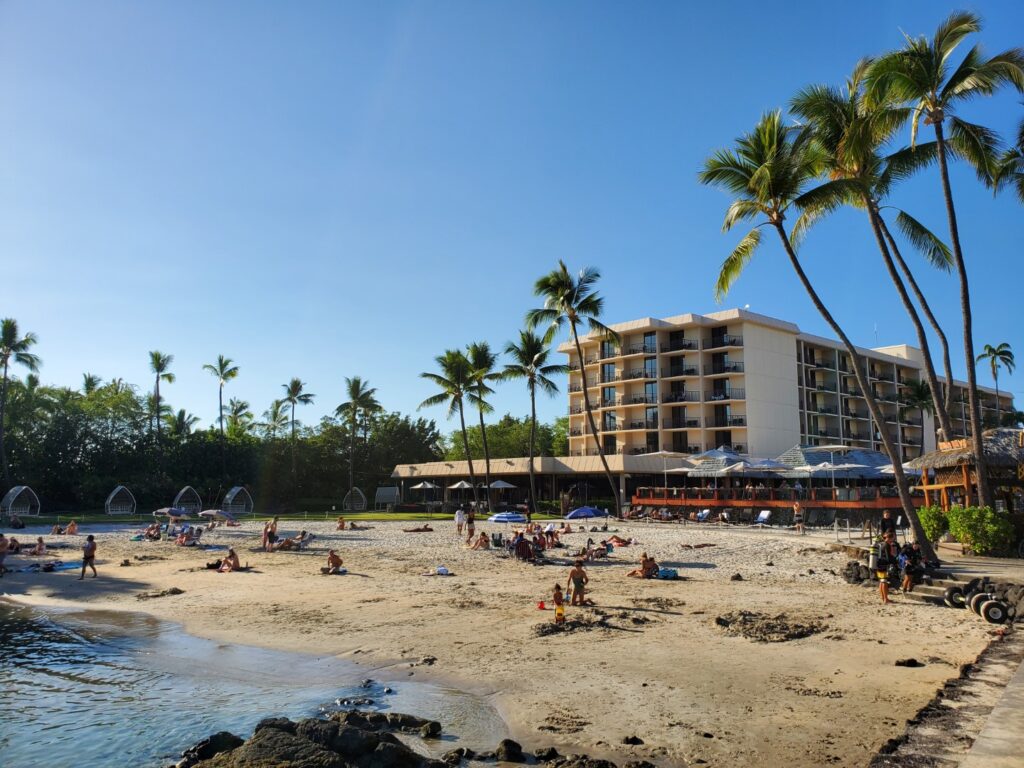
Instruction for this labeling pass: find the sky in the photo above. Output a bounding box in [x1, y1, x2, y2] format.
[1, 1, 1022, 434]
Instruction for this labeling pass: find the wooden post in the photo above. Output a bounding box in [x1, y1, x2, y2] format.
[923, 486, 930, 507]
[961, 463, 971, 507]
[941, 487, 949, 510]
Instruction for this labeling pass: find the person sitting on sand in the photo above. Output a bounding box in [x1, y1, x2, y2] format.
[336, 516, 346, 531]
[0, 534, 9, 576]
[627, 552, 659, 579]
[51, 524, 65, 535]
[553, 583, 566, 624]
[7, 537, 21, 554]
[65, 520, 79, 535]
[321, 549, 344, 574]
[469, 531, 489, 550]
[567, 560, 589, 606]
[219, 548, 241, 573]
[558, 522, 573, 534]
[143, 522, 162, 541]
[30, 536, 46, 556]
[403, 525, 433, 533]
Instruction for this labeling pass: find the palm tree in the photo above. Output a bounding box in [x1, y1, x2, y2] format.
[976, 343, 1014, 427]
[164, 408, 200, 439]
[225, 397, 254, 437]
[419, 350, 481, 510]
[466, 342, 501, 512]
[502, 329, 568, 514]
[203, 355, 239, 477]
[527, 262, 622, 515]
[994, 110, 1024, 202]
[335, 377, 381, 500]
[260, 399, 290, 439]
[698, 110, 932, 557]
[789, 62, 955, 439]
[149, 351, 175, 441]
[281, 378, 315, 474]
[0, 319, 40, 485]
[81, 373, 102, 395]
[866, 11, 1024, 507]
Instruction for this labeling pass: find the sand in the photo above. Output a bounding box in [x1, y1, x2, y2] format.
[1, 519, 995, 767]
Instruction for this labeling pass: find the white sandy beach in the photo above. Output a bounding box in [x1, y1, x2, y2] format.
[1, 519, 996, 767]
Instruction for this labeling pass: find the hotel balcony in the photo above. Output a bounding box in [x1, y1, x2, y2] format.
[704, 361, 745, 375]
[663, 417, 702, 429]
[703, 334, 744, 350]
[622, 393, 659, 406]
[625, 419, 660, 431]
[663, 391, 701, 404]
[662, 365, 699, 378]
[706, 388, 745, 402]
[708, 415, 747, 428]
[660, 339, 699, 353]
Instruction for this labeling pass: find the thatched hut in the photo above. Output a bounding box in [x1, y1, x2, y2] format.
[907, 428, 1023, 511]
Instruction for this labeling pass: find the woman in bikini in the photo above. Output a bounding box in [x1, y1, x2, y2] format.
[219, 548, 241, 573]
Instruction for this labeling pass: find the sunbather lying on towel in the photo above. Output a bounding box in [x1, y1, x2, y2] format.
[608, 535, 633, 547]
[275, 531, 310, 551]
[403, 525, 433, 533]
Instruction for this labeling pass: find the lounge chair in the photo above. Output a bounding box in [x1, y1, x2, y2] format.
[752, 510, 772, 527]
[695, 509, 711, 523]
[297, 533, 316, 550]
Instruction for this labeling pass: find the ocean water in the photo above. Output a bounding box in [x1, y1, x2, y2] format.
[0, 601, 508, 768]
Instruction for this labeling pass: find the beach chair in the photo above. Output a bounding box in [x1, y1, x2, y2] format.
[297, 533, 317, 550]
[751, 510, 772, 527]
[695, 509, 711, 523]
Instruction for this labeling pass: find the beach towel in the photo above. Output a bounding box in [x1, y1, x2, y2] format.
[656, 568, 679, 580]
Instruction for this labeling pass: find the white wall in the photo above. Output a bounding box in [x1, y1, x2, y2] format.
[742, 322, 801, 457]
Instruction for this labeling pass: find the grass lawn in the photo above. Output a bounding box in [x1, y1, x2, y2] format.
[8, 510, 567, 526]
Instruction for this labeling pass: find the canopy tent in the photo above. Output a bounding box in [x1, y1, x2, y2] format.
[222, 486, 254, 516]
[1, 485, 40, 517]
[172, 486, 203, 515]
[105, 485, 137, 515]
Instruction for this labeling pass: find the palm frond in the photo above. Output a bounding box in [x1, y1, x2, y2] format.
[947, 116, 1003, 183]
[714, 228, 761, 303]
[892, 210, 953, 271]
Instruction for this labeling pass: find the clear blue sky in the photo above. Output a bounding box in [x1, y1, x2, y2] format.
[2, 1, 1021, 433]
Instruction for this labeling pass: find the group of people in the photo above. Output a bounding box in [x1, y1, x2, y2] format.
[873, 510, 923, 604]
[50, 520, 78, 536]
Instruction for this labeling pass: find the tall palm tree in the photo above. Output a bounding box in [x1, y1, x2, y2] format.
[203, 355, 239, 477]
[335, 377, 381, 500]
[789, 62, 955, 439]
[149, 351, 175, 441]
[467, 342, 501, 512]
[281, 378, 315, 474]
[0, 319, 40, 485]
[81, 373, 102, 395]
[994, 110, 1024, 202]
[698, 110, 932, 557]
[527, 262, 623, 514]
[164, 408, 200, 439]
[866, 11, 1024, 507]
[260, 399, 290, 439]
[226, 397, 254, 436]
[419, 350, 481, 510]
[502, 329, 568, 514]
[976, 343, 1014, 427]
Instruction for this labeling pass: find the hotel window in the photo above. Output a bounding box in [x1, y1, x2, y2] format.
[602, 386, 615, 406]
[643, 332, 657, 353]
[645, 381, 658, 402]
[601, 340, 616, 359]
[644, 356, 657, 378]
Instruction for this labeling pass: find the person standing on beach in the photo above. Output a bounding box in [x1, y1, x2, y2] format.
[465, 508, 475, 543]
[552, 583, 565, 624]
[567, 560, 589, 606]
[792, 500, 804, 535]
[454, 506, 465, 536]
[78, 535, 98, 580]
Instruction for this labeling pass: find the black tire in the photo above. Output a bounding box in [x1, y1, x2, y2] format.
[970, 592, 994, 615]
[944, 586, 966, 609]
[965, 578, 983, 595]
[980, 600, 1008, 625]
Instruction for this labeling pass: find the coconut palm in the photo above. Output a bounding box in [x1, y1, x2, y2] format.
[260, 399, 290, 439]
[225, 397, 254, 437]
[203, 355, 239, 476]
[698, 110, 931, 556]
[164, 408, 200, 439]
[976, 343, 1014, 427]
[994, 111, 1024, 202]
[466, 342, 502, 512]
[502, 329, 568, 514]
[419, 350, 481, 510]
[149, 351, 175, 441]
[335, 377, 381, 501]
[0, 319, 40, 485]
[866, 11, 1024, 507]
[281, 378, 315, 474]
[789, 62, 955, 439]
[81, 373, 102, 395]
[527, 261, 622, 515]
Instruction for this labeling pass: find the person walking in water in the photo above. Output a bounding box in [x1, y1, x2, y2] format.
[79, 535, 98, 580]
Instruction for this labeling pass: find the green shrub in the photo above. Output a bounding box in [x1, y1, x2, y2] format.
[946, 505, 1015, 556]
[916, 505, 948, 543]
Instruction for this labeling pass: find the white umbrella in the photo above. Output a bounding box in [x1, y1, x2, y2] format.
[645, 449, 688, 493]
[489, 480, 517, 489]
[410, 481, 440, 490]
[447, 480, 474, 489]
[878, 463, 922, 476]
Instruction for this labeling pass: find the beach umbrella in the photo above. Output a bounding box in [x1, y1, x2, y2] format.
[488, 511, 528, 524]
[199, 509, 237, 521]
[878, 463, 922, 476]
[489, 480, 516, 489]
[566, 505, 608, 520]
[153, 507, 190, 519]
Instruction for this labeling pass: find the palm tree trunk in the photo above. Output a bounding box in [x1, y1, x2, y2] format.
[458, 402, 480, 509]
[528, 380, 538, 515]
[866, 204, 954, 439]
[0, 359, 10, 486]
[477, 407, 493, 512]
[349, 414, 356, 494]
[933, 120, 992, 508]
[772, 222, 936, 561]
[878, 217, 957, 429]
[218, 383, 225, 479]
[291, 402, 297, 476]
[994, 373, 1000, 427]
[155, 378, 161, 440]
[571, 323, 622, 515]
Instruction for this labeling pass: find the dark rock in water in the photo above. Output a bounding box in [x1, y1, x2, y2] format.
[895, 658, 924, 668]
[253, 716, 297, 735]
[419, 721, 442, 739]
[360, 678, 374, 688]
[383, 687, 394, 694]
[179, 731, 244, 766]
[442, 747, 474, 764]
[215, 724, 347, 767]
[534, 746, 559, 760]
[622, 735, 644, 745]
[730, 573, 743, 581]
[548, 756, 617, 768]
[495, 738, 525, 762]
[624, 762, 657, 768]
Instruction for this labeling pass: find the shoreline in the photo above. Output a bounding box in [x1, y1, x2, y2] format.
[0, 519, 1002, 766]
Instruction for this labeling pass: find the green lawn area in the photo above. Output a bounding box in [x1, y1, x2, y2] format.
[10, 510, 566, 526]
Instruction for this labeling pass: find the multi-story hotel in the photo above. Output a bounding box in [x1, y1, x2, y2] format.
[561, 308, 1014, 462]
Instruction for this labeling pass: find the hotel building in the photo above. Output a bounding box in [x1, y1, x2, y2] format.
[561, 308, 1014, 462]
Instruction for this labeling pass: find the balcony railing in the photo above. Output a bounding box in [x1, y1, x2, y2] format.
[662, 391, 701, 403]
[705, 361, 745, 374]
[816, 429, 839, 438]
[663, 417, 702, 429]
[710, 416, 747, 428]
[627, 419, 659, 430]
[843, 410, 867, 419]
[810, 405, 838, 415]
[706, 388, 745, 401]
[567, 358, 598, 371]
[662, 366, 699, 377]
[703, 334, 744, 349]
[714, 443, 745, 453]
[842, 387, 863, 397]
[624, 394, 659, 405]
[568, 383, 583, 393]
[569, 405, 584, 415]
[815, 382, 838, 392]
[660, 339, 698, 352]
[622, 343, 658, 356]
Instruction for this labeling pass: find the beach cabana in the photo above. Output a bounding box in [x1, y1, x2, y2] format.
[343, 487, 367, 512]
[907, 429, 1024, 511]
[172, 486, 203, 515]
[105, 485, 137, 515]
[222, 486, 254, 516]
[1, 485, 41, 517]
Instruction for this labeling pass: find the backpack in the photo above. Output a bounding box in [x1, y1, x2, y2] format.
[656, 568, 678, 580]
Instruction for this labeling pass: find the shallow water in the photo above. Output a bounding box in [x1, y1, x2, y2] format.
[0, 601, 507, 767]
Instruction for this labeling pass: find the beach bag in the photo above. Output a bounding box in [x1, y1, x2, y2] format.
[656, 568, 678, 580]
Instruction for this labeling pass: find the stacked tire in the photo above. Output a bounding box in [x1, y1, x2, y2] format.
[945, 578, 1022, 624]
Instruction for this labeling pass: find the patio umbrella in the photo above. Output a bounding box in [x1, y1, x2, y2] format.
[447, 480, 473, 489]
[878, 463, 922, 476]
[566, 505, 608, 520]
[489, 480, 517, 489]
[488, 511, 528, 524]
[411, 481, 440, 490]
[154, 507, 190, 519]
[645, 449, 688, 493]
[199, 509, 237, 521]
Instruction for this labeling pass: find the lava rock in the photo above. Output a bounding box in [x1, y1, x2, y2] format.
[895, 658, 925, 667]
[534, 746, 560, 760]
[730, 573, 743, 581]
[216, 724, 347, 768]
[624, 762, 657, 768]
[495, 738, 525, 762]
[419, 721, 442, 739]
[253, 717, 297, 735]
[178, 731, 244, 767]
[622, 735, 644, 745]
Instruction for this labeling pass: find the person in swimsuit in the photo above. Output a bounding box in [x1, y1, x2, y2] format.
[263, 517, 280, 552]
[469, 531, 490, 550]
[403, 525, 433, 533]
[66, 520, 79, 535]
[79, 535, 98, 580]
[553, 583, 566, 624]
[336, 516, 346, 531]
[321, 550, 344, 574]
[219, 548, 241, 573]
[31, 537, 46, 556]
[0, 534, 8, 577]
[465, 509, 476, 542]
[567, 560, 589, 606]
[792, 500, 804, 535]
[875, 531, 900, 604]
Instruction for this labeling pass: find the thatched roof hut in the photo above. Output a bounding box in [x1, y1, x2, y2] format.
[906, 429, 1023, 470]
[906, 429, 1023, 511]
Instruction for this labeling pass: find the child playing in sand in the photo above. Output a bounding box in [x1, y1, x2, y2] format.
[553, 584, 565, 624]
[336, 516, 346, 530]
